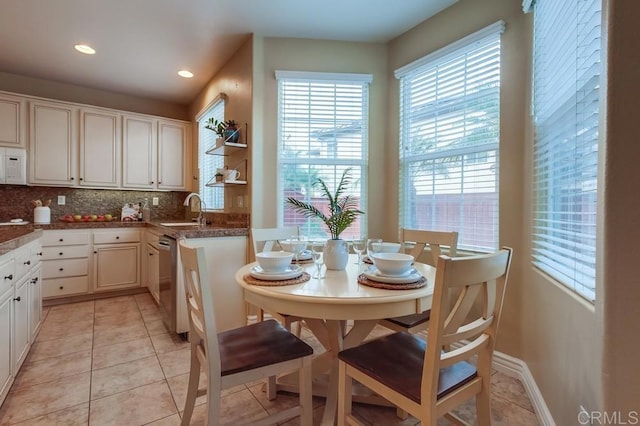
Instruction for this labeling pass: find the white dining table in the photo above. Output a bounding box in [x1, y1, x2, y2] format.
[235, 254, 435, 425]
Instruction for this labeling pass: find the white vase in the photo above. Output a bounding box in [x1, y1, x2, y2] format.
[324, 239, 349, 270]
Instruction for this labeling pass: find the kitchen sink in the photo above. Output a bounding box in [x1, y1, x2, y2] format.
[159, 222, 200, 227]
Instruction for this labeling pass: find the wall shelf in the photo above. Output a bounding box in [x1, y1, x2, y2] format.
[205, 179, 248, 187]
[205, 141, 247, 156]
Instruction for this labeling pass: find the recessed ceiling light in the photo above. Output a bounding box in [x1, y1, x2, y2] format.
[74, 44, 96, 55]
[178, 70, 194, 78]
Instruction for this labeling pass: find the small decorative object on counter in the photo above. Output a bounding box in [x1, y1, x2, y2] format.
[121, 203, 142, 221]
[32, 199, 51, 224]
[142, 198, 151, 222]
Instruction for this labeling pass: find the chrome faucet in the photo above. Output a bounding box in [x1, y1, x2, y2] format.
[183, 193, 207, 226]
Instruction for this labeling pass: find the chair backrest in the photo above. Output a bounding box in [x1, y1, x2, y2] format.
[251, 226, 300, 254]
[179, 244, 222, 379]
[400, 228, 459, 266]
[421, 247, 512, 408]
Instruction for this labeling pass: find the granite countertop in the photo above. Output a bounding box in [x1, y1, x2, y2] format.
[0, 220, 249, 255]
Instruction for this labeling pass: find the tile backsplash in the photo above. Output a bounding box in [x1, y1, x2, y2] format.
[0, 185, 188, 222]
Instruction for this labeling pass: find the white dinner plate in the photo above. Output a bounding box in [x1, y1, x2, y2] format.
[363, 266, 423, 284]
[250, 265, 304, 281]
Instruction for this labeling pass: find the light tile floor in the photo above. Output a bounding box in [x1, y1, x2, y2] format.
[0, 293, 540, 425]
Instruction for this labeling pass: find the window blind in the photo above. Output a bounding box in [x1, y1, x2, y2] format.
[197, 99, 224, 210]
[531, 0, 602, 301]
[275, 71, 371, 240]
[396, 21, 504, 252]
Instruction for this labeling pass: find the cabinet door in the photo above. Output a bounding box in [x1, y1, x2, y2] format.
[13, 279, 29, 372]
[0, 93, 26, 148]
[94, 243, 140, 291]
[147, 245, 159, 303]
[158, 120, 190, 191]
[28, 266, 42, 340]
[122, 115, 156, 189]
[29, 101, 77, 185]
[80, 109, 120, 187]
[0, 289, 12, 403]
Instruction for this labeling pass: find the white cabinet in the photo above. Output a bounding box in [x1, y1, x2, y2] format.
[41, 230, 90, 299]
[122, 115, 191, 191]
[158, 120, 190, 190]
[12, 277, 29, 371]
[28, 266, 42, 340]
[79, 108, 120, 187]
[93, 229, 141, 292]
[0, 286, 12, 404]
[29, 101, 77, 186]
[122, 115, 157, 189]
[0, 92, 26, 148]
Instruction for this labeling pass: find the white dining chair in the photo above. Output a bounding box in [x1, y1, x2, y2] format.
[338, 247, 513, 425]
[250, 226, 304, 336]
[179, 244, 313, 425]
[378, 228, 458, 334]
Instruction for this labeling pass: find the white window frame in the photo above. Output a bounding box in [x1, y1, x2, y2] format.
[275, 71, 372, 240]
[195, 95, 225, 211]
[396, 21, 505, 252]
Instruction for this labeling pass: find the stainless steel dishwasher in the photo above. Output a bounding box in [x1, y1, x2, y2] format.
[158, 236, 181, 336]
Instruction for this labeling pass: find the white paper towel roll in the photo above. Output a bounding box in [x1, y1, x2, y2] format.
[34, 206, 51, 224]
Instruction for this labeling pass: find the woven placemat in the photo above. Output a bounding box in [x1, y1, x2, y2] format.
[243, 272, 311, 286]
[357, 274, 426, 290]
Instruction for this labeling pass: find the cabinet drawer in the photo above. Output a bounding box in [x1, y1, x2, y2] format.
[42, 259, 88, 279]
[42, 245, 89, 260]
[0, 258, 15, 297]
[42, 231, 90, 247]
[42, 277, 89, 298]
[93, 229, 141, 244]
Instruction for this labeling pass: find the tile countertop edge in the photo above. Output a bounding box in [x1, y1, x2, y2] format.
[0, 222, 249, 254]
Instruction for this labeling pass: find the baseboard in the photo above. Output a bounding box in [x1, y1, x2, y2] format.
[492, 350, 556, 426]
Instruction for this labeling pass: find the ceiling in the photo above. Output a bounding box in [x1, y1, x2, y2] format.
[0, 0, 457, 105]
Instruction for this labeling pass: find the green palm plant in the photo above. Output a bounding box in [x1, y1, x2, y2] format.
[286, 168, 364, 240]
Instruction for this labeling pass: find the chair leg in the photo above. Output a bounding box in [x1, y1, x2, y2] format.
[181, 345, 201, 426]
[476, 389, 492, 426]
[396, 407, 409, 419]
[294, 319, 302, 337]
[266, 375, 277, 401]
[299, 356, 313, 425]
[258, 308, 265, 322]
[337, 361, 353, 426]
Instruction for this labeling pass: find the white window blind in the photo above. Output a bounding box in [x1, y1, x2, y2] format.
[530, 0, 602, 301]
[396, 21, 504, 252]
[275, 71, 371, 240]
[197, 99, 224, 210]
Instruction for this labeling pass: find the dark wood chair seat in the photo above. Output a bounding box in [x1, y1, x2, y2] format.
[338, 332, 477, 403]
[219, 319, 313, 376]
[383, 311, 431, 330]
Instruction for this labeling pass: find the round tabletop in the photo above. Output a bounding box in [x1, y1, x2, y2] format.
[235, 254, 435, 321]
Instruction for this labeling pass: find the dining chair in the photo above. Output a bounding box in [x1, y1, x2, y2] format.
[179, 244, 314, 426]
[250, 226, 304, 336]
[378, 228, 459, 334]
[338, 247, 512, 426]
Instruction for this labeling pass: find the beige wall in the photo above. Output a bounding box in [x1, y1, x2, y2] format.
[0, 70, 188, 119]
[602, 0, 640, 414]
[188, 36, 253, 214]
[253, 37, 388, 231]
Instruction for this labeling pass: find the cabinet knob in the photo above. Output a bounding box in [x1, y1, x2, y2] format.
[59, 252, 64, 256]
[13, 296, 21, 302]
[59, 238, 64, 242]
[149, 253, 153, 256]
[24, 260, 31, 265]
[31, 277, 38, 284]
[59, 268, 64, 271]
[4, 274, 13, 280]
[79, 177, 83, 181]
[37, 252, 43, 256]
[116, 236, 120, 240]
[150, 181, 154, 184]
[94, 251, 97, 254]
[70, 177, 75, 181]
[59, 286, 64, 290]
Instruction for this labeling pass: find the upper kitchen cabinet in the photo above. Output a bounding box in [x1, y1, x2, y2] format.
[29, 100, 78, 186]
[122, 114, 191, 191]
[0, 93, 26, 148]
[79, 108, 120, 188]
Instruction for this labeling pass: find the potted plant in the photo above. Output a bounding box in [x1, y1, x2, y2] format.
[204, 118, 227, 139]
[286, 168, 364, 270]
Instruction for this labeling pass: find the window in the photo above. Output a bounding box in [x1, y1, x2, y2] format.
[196, 97, 225, 210]
[276, 71, 371, 239]
[396, 21, 505, 252]
[528, 0, 602, 301]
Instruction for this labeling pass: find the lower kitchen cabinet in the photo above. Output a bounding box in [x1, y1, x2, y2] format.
[92, 228, 141, 292]
[28, 266, 42, 339]
[41, 230, 90, 299]
[0, 287, 12, 404]
[12, 277, 30, 371]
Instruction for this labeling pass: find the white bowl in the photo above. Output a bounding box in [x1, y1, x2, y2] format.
[371, 252, 414, 276]
[256, 251, 294, 272]
[280, 239, 307, 253]
[378, 242, 401, 253]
